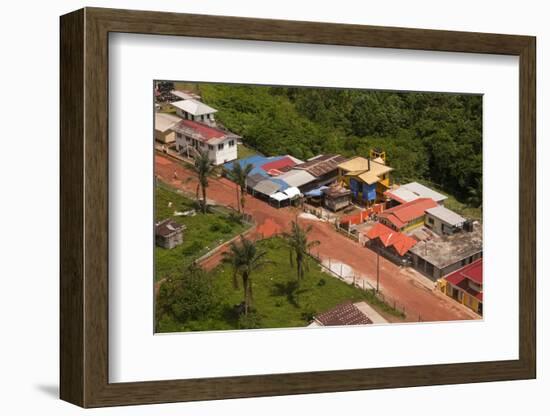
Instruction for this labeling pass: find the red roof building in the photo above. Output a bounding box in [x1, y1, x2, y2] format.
[378, 197, 437, 231]
[172, 119, 228, 143]
[261, 156, 297, 173]
[439, 258, 483, 315]
[365, 223, 418, 256]
[172, 119, 241, 165]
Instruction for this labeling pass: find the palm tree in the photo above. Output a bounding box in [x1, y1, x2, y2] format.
[223, 235, 270, 316]
[227, 162, 254, 213]
[283, 220, 320, 289]
[193, 149, 214, 213]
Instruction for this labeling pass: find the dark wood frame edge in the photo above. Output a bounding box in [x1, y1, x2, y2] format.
[60, 7, 536, 408]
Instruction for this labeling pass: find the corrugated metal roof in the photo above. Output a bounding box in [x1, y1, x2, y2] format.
[170, 89, 201, 100]
[426, 206, 466, 226]
[294, 154, 347, 177]
[172, 119, 231, 143]
[246, 173, 266, 188]
[171, 99, 218, 116]
[277, 169, 316, 188]
[400, 182, 447, 203]
[155, 112, 181, 132]
[385, 187, 420, 204]
[253, 179, 286, 196]
[314, 301, 372, 326]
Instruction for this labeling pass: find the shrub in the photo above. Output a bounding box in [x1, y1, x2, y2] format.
[237, 312, 262, 329]
[158, 264, 216, 323]
[209, 222, 222, 232]
[182, 241, 203, 256]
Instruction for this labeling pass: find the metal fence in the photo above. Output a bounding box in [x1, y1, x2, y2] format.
[307, 248, 408, 318]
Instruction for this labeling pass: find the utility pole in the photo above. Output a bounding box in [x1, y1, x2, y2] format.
[376, 244, 380, 293]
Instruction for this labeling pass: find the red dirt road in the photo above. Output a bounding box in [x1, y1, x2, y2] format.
[156, 154, 478, 323]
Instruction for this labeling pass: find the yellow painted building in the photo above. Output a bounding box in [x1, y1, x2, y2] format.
[337, 156, 392, 204]
[436, 258, 483, 315]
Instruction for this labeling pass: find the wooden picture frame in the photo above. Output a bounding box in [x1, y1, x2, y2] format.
[60, 7, 536, 408]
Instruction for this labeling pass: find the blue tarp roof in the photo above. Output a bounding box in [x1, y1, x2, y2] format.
[224, 155, 290, 190]
[304, 186, 329, 197]
[224, 155, 285, 173]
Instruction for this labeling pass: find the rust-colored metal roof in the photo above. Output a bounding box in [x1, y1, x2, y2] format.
[172, 119, 236, 143]
[294, 154, 348, 177]
[155, 219, 186, 237]
[314, 301, 372, 326]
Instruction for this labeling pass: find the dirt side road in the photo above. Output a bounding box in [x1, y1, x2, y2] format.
[155, 153, 479, 323]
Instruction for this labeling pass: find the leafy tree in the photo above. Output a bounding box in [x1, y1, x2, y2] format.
[283, 220, 320, 289]
[199, 84, 482, 204]
[227, 162, 253, 213]
[193, 149, 214, 213]
[222, 235, 270, 316]
[156, 263, 215, 328]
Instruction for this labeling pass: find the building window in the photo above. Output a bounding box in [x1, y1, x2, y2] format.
[185, 136, 191, 142]
[200, 142, 205, 148]
[176, 132, 182, 139]
[427, 217, 434, 225]
[228, 140, 235, 147]
[208, 145, 214, 150]
[218, 143, 224, 151]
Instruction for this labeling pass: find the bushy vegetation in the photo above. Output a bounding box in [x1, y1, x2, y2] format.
[156, 237, 404, 333]
[194, 84, 481, 204]
[156, 264, 215, 328]
[155, 184, 249, 281]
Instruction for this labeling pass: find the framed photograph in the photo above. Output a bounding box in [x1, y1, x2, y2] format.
[60, 7, 536, 408]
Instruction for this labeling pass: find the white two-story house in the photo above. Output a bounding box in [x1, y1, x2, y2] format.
[172, 119, 240, 165]
[170, 99, 217, 125]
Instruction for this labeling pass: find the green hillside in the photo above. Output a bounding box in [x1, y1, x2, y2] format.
[189, 83, 481, 206]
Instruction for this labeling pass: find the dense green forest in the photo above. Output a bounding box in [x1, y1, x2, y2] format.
[183, 83, 482, 206]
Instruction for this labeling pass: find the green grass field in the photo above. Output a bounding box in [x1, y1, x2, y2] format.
[157, 237, 404, 332]
[155, 184, 250, 281]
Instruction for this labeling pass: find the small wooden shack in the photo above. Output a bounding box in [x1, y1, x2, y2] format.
[155, 219, 185, 249]
[323, 186, 351, 211]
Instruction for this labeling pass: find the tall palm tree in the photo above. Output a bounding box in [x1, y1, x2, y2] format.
[227, 162, 254, 213]
[193, 149, 214, 213]
[283, 220, 320, 288]
[223, 235, 270, 316]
